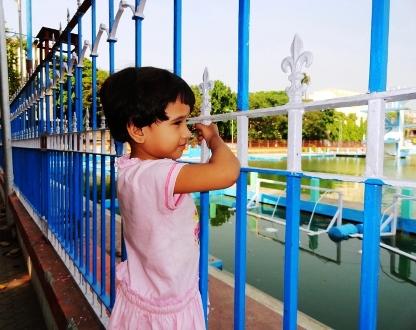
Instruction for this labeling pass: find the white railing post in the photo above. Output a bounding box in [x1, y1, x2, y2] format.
[199, 67, 213, 163]
[365, 98, 385, 177]
[280, 34, 312, 329]
[282, 35, 312, 172]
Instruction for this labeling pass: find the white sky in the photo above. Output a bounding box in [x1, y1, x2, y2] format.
[3, 0, 416, 93]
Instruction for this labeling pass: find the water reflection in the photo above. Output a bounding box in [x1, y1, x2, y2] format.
[207, 196, 416, 330]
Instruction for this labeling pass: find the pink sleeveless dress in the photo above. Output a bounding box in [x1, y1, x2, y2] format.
[107, 156, 205, 330]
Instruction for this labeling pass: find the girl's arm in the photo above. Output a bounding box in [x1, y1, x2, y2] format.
[174, 123, 240, 193]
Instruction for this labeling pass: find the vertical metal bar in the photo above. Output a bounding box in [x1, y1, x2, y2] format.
[109, 0, 115, 74]
[70, 151, 75, 257]
[26, 0, 33, 73]
[100, 153, 106, 296]
[359, 179, 383, 330]
[199, 191, 209, 326]
[50, 151, 55, 232]
[234, 172, 247, 330]
[359, 2, 390, 328]
[45, 61, 51, 133]
[76, 12, 84, 269]
[40, 68, 44, 134]
[173, 0, 182, 75]
[237, 0, 250, 113]
[85, 152, 91, 276]
[77, 16, 83, 133]
[62, 151, 71, 251]
[135, 0, 143, 67]
[283, 173, 301, 330]
[52, 51, 57, 133]
[91, 0, 97, 131]
[110, 156, 116, 307]
[59, 150, 62, 239]
[67, 30, 73, 132]
[234, 1, 250, 328]
[0, 0, 15, 227]
[368, 0, 390, 92]
[93, 152, 98, 284]
[91, 0, 98, 284]
[59, 43, 64, 133]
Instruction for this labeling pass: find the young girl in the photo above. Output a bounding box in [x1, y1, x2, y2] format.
[100, 67, 240, 329]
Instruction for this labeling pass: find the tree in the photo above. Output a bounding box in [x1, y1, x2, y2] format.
[302, 109, 335, 140]
[191, 80, 236, 139]
[6, 35, 23, 96]
[249, 91, 289, 140]
[54, 57, 109, 126]
[81, 59, 109, 126]
[325, 111, 366, 142]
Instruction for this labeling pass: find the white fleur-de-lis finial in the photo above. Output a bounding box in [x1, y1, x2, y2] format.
[56, 118, 60, 133]
[281, 35, 313, 104]
[73, 114, 77, 132]
[64, 115, 68, 133]
[85, 108, 90, 130]
[198, 68, 214, 163]
[100, 112, 106, 129]
[198, 67, 213, 125]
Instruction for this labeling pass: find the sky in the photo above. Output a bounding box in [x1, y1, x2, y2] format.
[3, 0, 416, 94]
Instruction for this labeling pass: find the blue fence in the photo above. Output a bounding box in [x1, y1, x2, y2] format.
[3, 0, 416, 329]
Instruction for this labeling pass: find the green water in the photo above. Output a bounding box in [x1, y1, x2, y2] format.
[207, 155, 416, 330]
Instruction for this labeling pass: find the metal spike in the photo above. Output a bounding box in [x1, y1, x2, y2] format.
[73, 114, 77, 132]
[100, 112, 106, 129]
[67, 9, 70, 23]
[85, 107, 90, 130]
[64, 115, 68, 133]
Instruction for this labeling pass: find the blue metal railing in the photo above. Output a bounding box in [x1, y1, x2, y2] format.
[3, 0, 416, 329]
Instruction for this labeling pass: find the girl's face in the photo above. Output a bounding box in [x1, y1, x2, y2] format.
[138, 99, 192, 160]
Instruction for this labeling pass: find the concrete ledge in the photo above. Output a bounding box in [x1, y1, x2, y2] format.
[8, 193, 104, 330]
[209, 267, 331, 330]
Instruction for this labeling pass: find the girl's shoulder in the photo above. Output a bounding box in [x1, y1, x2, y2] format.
[117, 155, 173, 167]
[117, 155, 179, 174]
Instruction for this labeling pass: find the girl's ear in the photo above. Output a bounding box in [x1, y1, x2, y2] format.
[127, 123, 145, 143]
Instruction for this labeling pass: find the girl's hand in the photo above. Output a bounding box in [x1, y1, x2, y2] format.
[194, 123, 220, 148]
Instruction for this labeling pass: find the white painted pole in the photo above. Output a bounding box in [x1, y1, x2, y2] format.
[0, 1, 15, 226]
[365, 98, 385, 177]
[199, 67, 213, 163]
[281, 35, 312, 172]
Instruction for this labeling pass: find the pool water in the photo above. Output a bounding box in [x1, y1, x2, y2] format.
[204, 195, 416, 330]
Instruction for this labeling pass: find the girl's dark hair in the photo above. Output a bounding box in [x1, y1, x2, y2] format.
[99, 66, 195, 142]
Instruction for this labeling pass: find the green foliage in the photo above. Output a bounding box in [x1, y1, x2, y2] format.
[191, 80, 237, 139]
[302, 109, 335, 140]
[6, 36, 24, 96]
[325, 112, 366, 142]
[81, 59, 109, 125]
[249, 91, 289, 140]
[55, 58, 109, 125]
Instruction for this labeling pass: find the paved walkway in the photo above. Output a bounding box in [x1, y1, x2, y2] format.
[0, 215, 47, 330]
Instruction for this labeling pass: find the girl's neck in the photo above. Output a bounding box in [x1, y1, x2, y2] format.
[129, 144, 159, 160]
